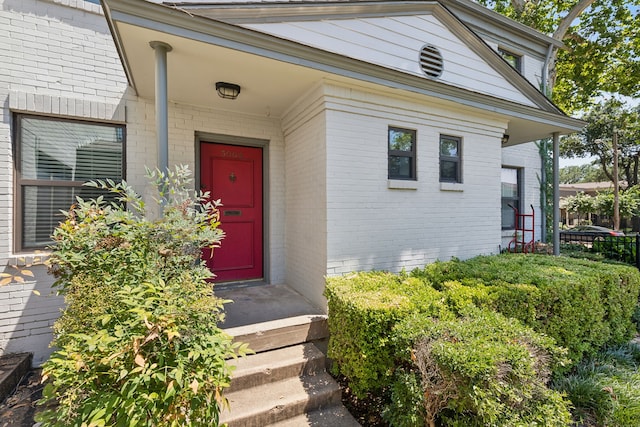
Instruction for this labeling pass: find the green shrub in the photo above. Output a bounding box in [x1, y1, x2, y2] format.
[554, 342, 640, 426]
[412, 254, 640, 362]
[37, 166, 248, 427]
[592, 236, 637, 265]
[327, 254, 640, 425]
[381, 368, 425, 427]
[394, 308, 571, 427]
[325, 273, 444, 396]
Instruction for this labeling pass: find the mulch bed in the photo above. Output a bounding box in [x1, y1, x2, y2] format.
[336, 375, 389, 426]
[0, 370, 43, 427]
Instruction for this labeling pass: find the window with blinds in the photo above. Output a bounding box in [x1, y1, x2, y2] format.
[15, 114, 125, 250]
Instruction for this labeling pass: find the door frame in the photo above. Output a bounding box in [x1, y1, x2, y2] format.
[195, 132, 270, 283]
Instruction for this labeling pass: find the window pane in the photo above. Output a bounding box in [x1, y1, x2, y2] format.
[22, 185, 119, 248]
[440, 138, 458, 156]
[501, 167, 520, 229]
[20, 117, 123, 181]
[389, 128, 414, 152]
[440, 160, 458, 181]
[389, 156, 412, 179]
[502, 200, 516, 229]
[501, 168, 518, 197]
[499, 48, 522, 72]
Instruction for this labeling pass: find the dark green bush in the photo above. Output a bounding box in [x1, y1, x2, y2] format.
[394, 308, 571, 427]
[326, 254, 640, 425]
[37, 167, 248, 427]
[412, 254, 640, 362]
[325, 273, 447, 396]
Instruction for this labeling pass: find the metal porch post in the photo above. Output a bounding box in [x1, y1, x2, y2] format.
[149, 41, 172, 174]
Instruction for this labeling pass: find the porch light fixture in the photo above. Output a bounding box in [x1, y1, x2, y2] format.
[501, 134, 510, 145]
[215, 82, 241, 100]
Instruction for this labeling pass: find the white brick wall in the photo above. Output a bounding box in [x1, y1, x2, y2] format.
[0, 0, 545, 362]
[0, 0, 127, 364]
[282, 84, 328, 309]
[0, 264, 63, 366]
[322, 82, 509, 276]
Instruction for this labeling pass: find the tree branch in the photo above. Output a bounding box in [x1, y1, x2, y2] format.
[552, 0, 597, 41]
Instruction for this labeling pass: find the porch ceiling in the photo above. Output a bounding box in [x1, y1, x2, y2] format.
[116, 22, 327, 117]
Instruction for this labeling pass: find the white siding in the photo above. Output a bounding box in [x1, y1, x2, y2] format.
[245, 15, 536, 106]
[322, 83, 509, 276]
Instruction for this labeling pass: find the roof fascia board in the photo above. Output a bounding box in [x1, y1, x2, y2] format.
[430, 6, 562, 114]
[104, 0, 583, 132]
[102, 1, 138, 94]
[178, 1, 442, 24]
[173, 0, 564, 50]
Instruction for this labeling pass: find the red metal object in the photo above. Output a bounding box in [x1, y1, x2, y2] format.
[508, 204, 535, 253]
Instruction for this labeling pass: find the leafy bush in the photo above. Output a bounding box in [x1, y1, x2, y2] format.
[37, 166, 247, 426]
[325, 273, 449, 396]
[554, 342, 640, 426]
[395, 308, 571, 427]
[412, 254, 640, 362]
[381, 369, 425, 427]
[592, 236, 637, 265]
[326, 254, 640, 426]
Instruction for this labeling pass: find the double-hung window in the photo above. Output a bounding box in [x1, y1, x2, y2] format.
[388, 127, 416, 180]
[439, 135, 462, 183]
[14, 114, 125, 251]
[501, 167, 521, 229]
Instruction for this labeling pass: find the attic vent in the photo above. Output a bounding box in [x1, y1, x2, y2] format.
[419, 44, 443, 79]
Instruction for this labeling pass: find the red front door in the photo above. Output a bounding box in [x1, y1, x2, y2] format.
[200, 142, 263, 282]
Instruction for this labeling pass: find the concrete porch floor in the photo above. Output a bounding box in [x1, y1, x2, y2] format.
[215, 283, 326, 329]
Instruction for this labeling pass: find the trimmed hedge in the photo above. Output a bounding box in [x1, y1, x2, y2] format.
[411, 254, 640, 362]
[325, 254, 640, 399]
[393, 308, 572, 426]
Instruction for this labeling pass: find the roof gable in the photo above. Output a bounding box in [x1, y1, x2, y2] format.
[241, 13, 536, 107]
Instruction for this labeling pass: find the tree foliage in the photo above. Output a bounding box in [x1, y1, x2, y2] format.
[563, 189, 640, 221]
[561, 99, 640, 187]
[478, 0, 640, 113]
[560, 163, 607, 184]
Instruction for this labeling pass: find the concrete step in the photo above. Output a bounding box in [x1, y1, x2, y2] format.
[220, 371, 342, 427]
[265, 405, 361, 427]
[228, 343, 326, 393]
[224, 314, 328, 353]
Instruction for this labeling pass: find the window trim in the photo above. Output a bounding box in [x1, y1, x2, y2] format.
[439, 134, 462, 183]
[498, 47, 523, 73]
[501, 166, 522, 230]
[388, 126, 417, 181]
[13, 113, 126, 252]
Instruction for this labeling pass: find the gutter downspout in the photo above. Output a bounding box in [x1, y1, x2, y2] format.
[150, 41, 172, 174]
[553, 131, 560, 255]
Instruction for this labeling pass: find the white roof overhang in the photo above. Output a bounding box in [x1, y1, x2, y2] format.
[102, 0, 584, 144]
